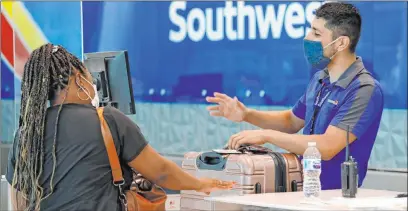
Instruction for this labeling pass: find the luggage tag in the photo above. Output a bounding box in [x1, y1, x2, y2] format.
[212, 144, 244, 155]
[212, 149, 242, 154]
[212, 145, 244, 160]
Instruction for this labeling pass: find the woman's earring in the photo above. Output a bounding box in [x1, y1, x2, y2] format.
[77, 87, 90, 100]
[76, 78, 90, 101]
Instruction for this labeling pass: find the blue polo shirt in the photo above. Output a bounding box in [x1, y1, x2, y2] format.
[292, 57, 384, 190]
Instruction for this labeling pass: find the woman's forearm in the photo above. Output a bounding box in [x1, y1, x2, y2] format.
[128, 145, 202, 191]
[154, 159, 201, 191]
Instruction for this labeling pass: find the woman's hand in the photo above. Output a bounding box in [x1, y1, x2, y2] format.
[196, 178, 236, 195]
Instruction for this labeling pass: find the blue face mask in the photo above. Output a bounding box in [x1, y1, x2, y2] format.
[303, 38, 340, 70]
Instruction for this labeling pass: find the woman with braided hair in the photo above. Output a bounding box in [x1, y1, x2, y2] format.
[6, 44, 235, 211]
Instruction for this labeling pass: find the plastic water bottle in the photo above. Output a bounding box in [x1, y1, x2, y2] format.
[302, 142, 322, 198]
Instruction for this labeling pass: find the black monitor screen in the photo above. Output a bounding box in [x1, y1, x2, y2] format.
[84, 51, 136, 115]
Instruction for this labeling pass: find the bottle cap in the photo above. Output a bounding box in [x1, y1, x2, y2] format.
[308, 142, 317, 147]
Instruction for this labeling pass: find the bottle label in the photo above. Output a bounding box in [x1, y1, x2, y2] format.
[303, 159, 321, 171]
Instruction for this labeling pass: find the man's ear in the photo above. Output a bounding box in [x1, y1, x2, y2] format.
[338, 36, 351, 52]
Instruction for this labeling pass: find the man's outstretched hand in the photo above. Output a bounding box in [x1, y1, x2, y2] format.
[206, 92, 248, 122]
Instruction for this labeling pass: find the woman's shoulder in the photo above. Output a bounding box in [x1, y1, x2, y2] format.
[102, 106, 138, 128]
[102, 105, 126, 119]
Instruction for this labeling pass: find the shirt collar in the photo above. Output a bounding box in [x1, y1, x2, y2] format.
[318, 56, 369, 89]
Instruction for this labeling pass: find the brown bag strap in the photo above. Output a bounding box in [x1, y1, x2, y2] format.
[96, 107, 125, 184]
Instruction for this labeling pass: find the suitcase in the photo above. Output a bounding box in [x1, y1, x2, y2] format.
[180, 145, 303, 211]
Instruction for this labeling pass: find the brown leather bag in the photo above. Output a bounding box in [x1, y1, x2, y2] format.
[96, 107, 167, 211]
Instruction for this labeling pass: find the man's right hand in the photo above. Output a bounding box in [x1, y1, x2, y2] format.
[205, 92, 248, 122]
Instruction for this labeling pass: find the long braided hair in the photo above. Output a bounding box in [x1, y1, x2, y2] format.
[12, 43, 86, 211]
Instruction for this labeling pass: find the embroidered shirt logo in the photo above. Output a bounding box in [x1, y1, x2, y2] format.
[327, 99, 338, 105]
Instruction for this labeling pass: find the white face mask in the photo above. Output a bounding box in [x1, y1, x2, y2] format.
[81, 76, 100, 108]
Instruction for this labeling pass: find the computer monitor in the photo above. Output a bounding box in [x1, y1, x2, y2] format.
[83, 51, 136, 115]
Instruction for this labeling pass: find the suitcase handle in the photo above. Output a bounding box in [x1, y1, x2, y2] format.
[196, 152, 227, 170]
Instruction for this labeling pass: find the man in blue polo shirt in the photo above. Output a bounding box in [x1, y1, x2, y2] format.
[206, 2, 384, 190]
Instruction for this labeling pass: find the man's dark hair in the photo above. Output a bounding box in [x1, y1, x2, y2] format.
[316, 2, 362, 53]
[13, 43, 86, 211]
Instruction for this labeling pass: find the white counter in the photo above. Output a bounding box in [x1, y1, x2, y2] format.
[1, 175, 12, 211]
[206, 189, 407, 210]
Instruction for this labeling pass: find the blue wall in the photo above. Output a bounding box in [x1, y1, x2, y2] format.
[83, 1, 407, 109]
[82, 1, 407, 170]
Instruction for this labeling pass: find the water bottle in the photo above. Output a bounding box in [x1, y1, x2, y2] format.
[302, 142, 322, 198]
